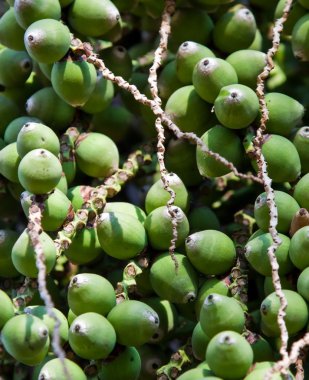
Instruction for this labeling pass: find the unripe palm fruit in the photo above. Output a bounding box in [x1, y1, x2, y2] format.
[176, 41, 215, 84]
[0, 142, 21, 183]
[260, 290, 308, 336]
[24, 19, 70, 64]
[150, 252, 198, 303]
[264, 275, 294, 296]
[192, 322, 211, 361]
[0, 48, 32, 88]
[17, 122, 60, 158]
[297, 267, 309, 302]
[158, 60, 183, 100]
[196, 125, 244, 177]
[144, 205, 189, 250]
[0, 8, 25, 51]
[0, 94, 20, 136]
[14, 0, 61, 29]
[294, 173, 309, 209]
[104, 202, 146, 224]
[213, 5, 256, 53]
[206, 331, 253, 379]
[75, 132, 119, 178]
[292, 13, 309, 61]
[98, 46, 133, 81]
[254, 190, 300, 233]
[275, 0, 307, 36]
[192, 58, 238, 104]
[69, 312, 116, 359]
[137, 344, 167, 380]
[18, 148, 62, 194]
[107, 300, 159, 346]
[0, 229, 19, 278]
[97, 211, 147, 260]
[145, 173, 189, 214]
[226, 50, 266, 89]
[68, 0, 120, 37]
[67, 185, 93, 210]
[51, 59, 97, 107]
[165, 85, 212, 135]
[188, 207, 220, 233]
[38, 358, 86, 380]
[244, 367, 295, 380]
[200, 294, 245, 338]
[4, 116, 41, 144]
[68, 273, 116, 316]
[214, 84, 259, 129]
[289, 226, 309, 269]
[244, 232, 293, 276]
[177, 367, 216, 380]
[1, 314, 49, 364]
[0, 289, 14, 329]
[293, 127, 309, 174]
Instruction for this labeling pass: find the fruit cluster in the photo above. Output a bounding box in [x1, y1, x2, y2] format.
[0, 0, 308, 379]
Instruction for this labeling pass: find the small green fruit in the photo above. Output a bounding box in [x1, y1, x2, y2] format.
[192, 322, 211, 361]
[0, 48, 32, 88]
[38, 358, 87, 380]
[158, 60, 183, 100]
[297, 267, 309, 302]
[0, 8, 25, 51]
[293, 127, 309, 174]
[294, 173, 309, 209]
[289, 226, 309, 269]
[4, 116, 41, 144]
[0, 142, 21, 183]
[188, 207, 220, 233]
[104, 202, 146, 224]
[0, 289, 14, 329]
[292, 13, 309, 61]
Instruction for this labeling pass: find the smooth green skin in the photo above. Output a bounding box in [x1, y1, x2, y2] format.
[17, 122, 60, 158]
[177, 367, 216, 380]
[26, 87, 75, 131]
[0, 229, 19, 278]
[292, 13, 309, 61]
[68, 273, 116, 316]
[176, 41, 215, 84]
[275, 0, 307, 35]
[206, 331, 254, 379]
[107, 300, 160, 346]
[4, 116, 41, 144]
[68, 0, 120, 37]
[150, 252, 198, 304]
[165, 85, 212, 136]
[104, 202, 146, 224]
[293, 127, 309, 174]
[289, 226, 309, 269]
[0, 8, 25, 51]
[0, 48, 32, 88]
[226, 50, 266, 89]
[64, 227, 103, 264]
[24, 305, 69, 345]
[264, 275, 294, 296]
[38, 62, 53, 80]
[18, 148, 62, 194]
[213, 5, 256, 53]
[294, 173, 309, 208]
[192, 58, 238, 104]
[192, 322, 211, 361]
[214, 84, 259, 129]
[244, 365, 295, 380]
[185, 230, 236, 275]
[158, 60, 183, 100]
[1, 314, 49, 362]
[246, 333, 274, 362]
[98, 45, 132, 81]
[39, 358, 87, 380]
[67, 309, 77, 326]
[32, 352, 56, 380]
[260, 290, 308, 337]
[0, 94, 20, 136]
[297, 267, 309, 302]
[24, 19, 70, 64]
[188, 207, 220, 233]
[67, 185, 93, 211]
[98, 346, 141, 380]
[254, 191, 300, 233]
[14, 0, 61, 29]
[244, 233, 293, 276]
[51, 60, 97, 107]
[196, 125, 244, 177]
[145, 173, 189, 214]
[75, 132, 119, 178]
[69, 312, 116, 359]
[144, 205, 189, 250]
[11, 229, 57, 277]
[0, 289, 14, 329]
[199, 294, 245, 338]
[97, 211, 147, 260]
[0, 142, 21, 183]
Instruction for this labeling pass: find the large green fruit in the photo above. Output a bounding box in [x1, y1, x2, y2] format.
[104, 202, 146, 224]
[38, 358, 87, 380]
[289, 226, 309, 269]
[0, 289, 15, 329]
[4, 116, 41, 144]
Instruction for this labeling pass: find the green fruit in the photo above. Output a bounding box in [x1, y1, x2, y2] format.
[67, 309, 77, 326]
[158, 60, 183, 100]
[75, 132, 119, 178]
[69, 312, 116, 359]
[0, 48, 32, 88]
[192, 57, 238, 104]
[0, 8, 25, 51]
[97, 211, 147, 260]
[214, 84, 259, 129]
[177, 367, 216, 380]
[176, 41, 215, 84]
[104, 202, 146, 224]
[264, 275, 294, 296]
[68, 273, 116, 316]
[150, 252, 198, 304]
[185, 230, 236, 275]
[213, 5, 256, 53]
[98, 45, 132, 81]
[244, 367, 294, 380]
[165, 85, 212, 135]
[245, 333, 274, 362]
[275, 0, 307, 36]
[297, 267, 309, 302]
[4, 116, 41, 144]
[206, 331, 254, 379]
[0, 229, 19, 278]
[18, 148, 62, 194]
[0, 142, 21, 183]
[108, 300, 160, 346]
[14, 0, 61, 29]
[0, 94, 20, 136]
[294, 173, 309, 209]
[192, 322, 211, 361]
[144, 205, 189, 250]
[68, 0, 120, 37]
[292, 13, 309, 61]
[0, 289, 14, 329]
[196, 125, 244, 177]
[17, 122, 60, 158]
[137, 344, 167, 380]
[24, 19, 70, 64]
[289, 226, 309, 269]
[38, 358, 87, 380]
[293, 127, 309, 174]
[51, 59, 97, 107]
[11, 228, 57, 277]
[32, 353, 56, 380]
[254, 190, 300, 233]
[188, 207, 220, 233]
[67, 185, 93, 211]
[260, 290, 308, 336]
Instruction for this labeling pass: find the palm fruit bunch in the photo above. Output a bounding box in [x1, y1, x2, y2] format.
[0, 0, 308, 379]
